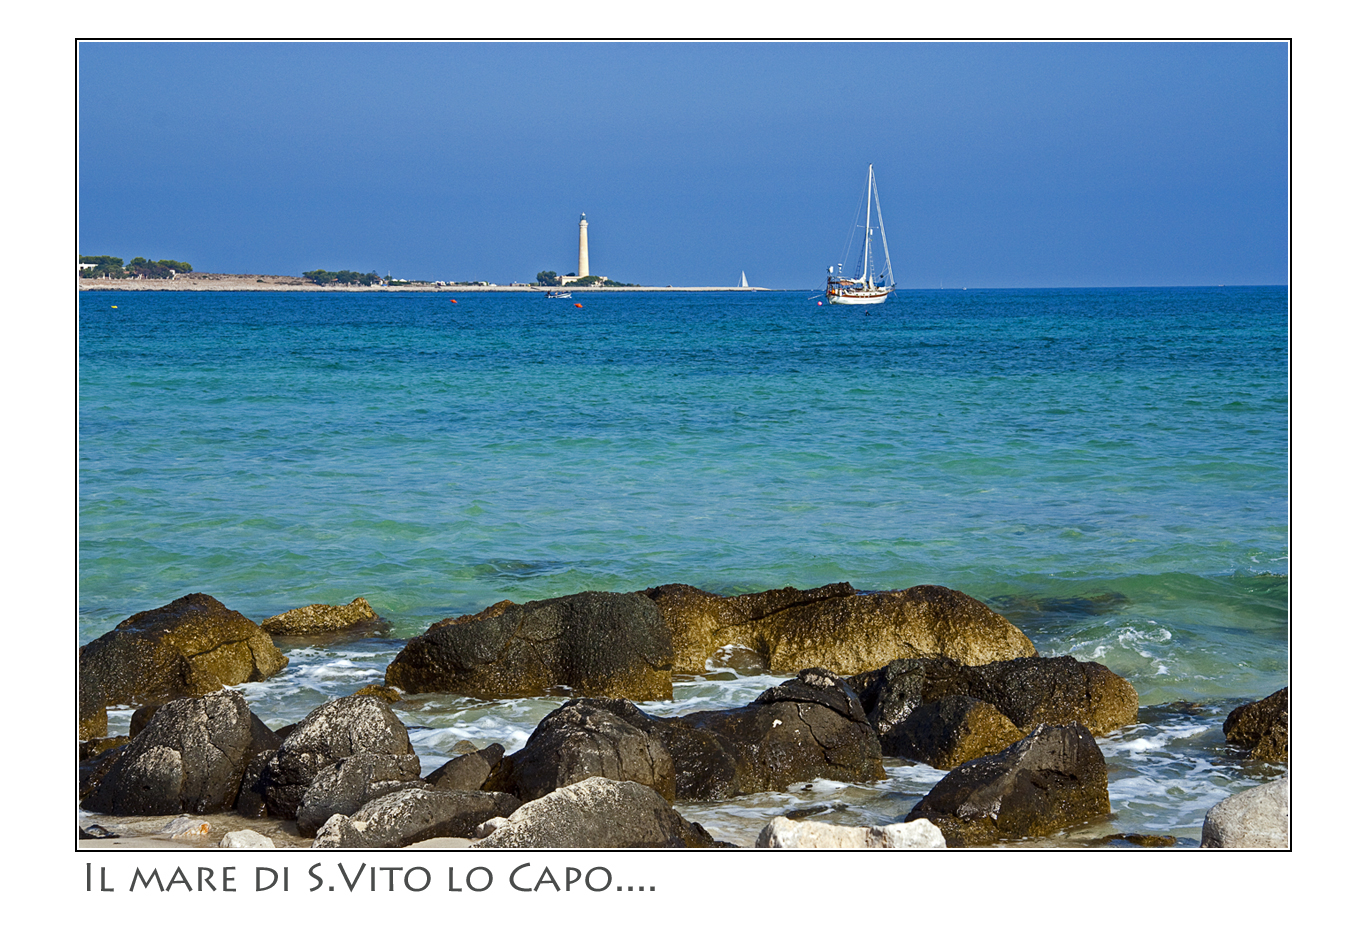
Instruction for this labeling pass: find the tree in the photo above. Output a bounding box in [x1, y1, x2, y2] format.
[536, 270, 560, 286]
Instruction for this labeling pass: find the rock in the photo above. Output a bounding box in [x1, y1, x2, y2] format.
[129, 704, 160, 738]
[79, 594, 288, 721]
[261, 596, 380, 636]
[220, 829, 274, 848]
[1223, 688, 1288, 764]
[756, 817, 946, 848]
[485, 700, 676, 802]
[642, 582, 1036, 675]
[384, 592, 673, 700]
[234, 750, 275, 818]
[488, 670, 885, 803]
[471, 777, 721, 848]
[425, 744, 505, 792]
[353, 684, 403, 703]
[259, 695, 415, 819]
[1200, 776, 1289, 848]
[159, 815, 211, 839]
[295, 752, 424, 838]
[310, 787, 521, 848]
[79, 679, 108, 741]
[79, 742, 129, 804]
[905, 722, 1111, 847]
[851, 654, 1138, 739]
[882, 695, 1026, 769]
[82, 690, 281, 816]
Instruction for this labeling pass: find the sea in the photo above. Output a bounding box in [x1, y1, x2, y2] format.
[77, 285, 1288, 847]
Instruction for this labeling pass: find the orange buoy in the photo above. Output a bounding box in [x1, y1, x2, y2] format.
[449, 299, 457, 303]
[574, 303, 583, 308]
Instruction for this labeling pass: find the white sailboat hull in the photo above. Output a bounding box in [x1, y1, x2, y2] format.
[828, 287, 891, 305]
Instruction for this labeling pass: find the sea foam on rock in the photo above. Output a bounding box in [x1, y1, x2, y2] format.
[384, 591, 673, 700]
[471, 777, 722, 848]
[79, 594, 288, 735]
[82, 690, 281, 816]
[486, 669, 885, 802]
[905, 721, 1111, 847]
[642, 582, 1037, 675]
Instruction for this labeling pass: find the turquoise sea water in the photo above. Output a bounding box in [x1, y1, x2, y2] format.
[78, 286, 1288, 845]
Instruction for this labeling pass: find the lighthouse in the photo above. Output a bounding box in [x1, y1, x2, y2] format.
[577, 213, 589, 278]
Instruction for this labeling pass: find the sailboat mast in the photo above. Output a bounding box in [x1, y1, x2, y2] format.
[862, 164, 873, 285]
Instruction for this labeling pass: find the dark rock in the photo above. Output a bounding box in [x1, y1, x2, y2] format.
[79, 678, 107, 741]
[130, 704, 160, 738]
[260, 695, 414, 819]
[1223, 688, 1288, 764]
[234, 750, 275, 818]
[642, 582, 1036, 675]
[79, 594, 288, 724]
[472, 777, 722, 848]
[262, 596, 379, 636]
[490, 669, 885, 803]
[882, 694, 1026, 769]
[296, 752, 424, 838]
[82, 690, 281, 816]
[79, 742, 128, 804]
[905, 722, 1111, 846]
[850, 654, 1138, 739]
[311, 786, 521, 848]
[384, 591, 673, 700]
[425, 744, 505, 792]
[485, 700, 676, 802]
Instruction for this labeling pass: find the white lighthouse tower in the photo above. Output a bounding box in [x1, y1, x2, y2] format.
[577, 213, 589, 279]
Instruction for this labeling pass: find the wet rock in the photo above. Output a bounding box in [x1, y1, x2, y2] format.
[79, 741, 129, 804]
[905, 722, 1111, 847]
[881, 694, 1026, 769]
[79, 679, 107, 741]
[259, 695, 414, 819]
[295, 752, 424, 838]
[471, 777, 721, 848]
[261, 596, 379, 636]
[234, 750, 275, 818]
[82, 690, 281, 816]
[642, 582, 1036, 675]
[1223, 688, 1288, 764]
[79, 594, 288, 721]
[384, 591, 673, 700]
[1200, 776, 1289, 848]
[489, 670, 885, 802]
[485, 700, 676, 802]
[757, 817, 946, 848]
[311, 787, 521, 848]
[425, 744, 505, 792]
[851, 654, 1138, 739]
[353, 684, 403, 703]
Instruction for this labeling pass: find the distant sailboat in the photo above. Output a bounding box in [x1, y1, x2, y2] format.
[826, 164, 894, 306]
[739, 271, 749, 289]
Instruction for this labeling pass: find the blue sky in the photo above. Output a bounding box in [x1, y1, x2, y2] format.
[78, 41, 1287, 288]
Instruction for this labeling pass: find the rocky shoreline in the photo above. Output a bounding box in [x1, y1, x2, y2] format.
[77, 587, 1289, 849]
[78, 273, 768, 293]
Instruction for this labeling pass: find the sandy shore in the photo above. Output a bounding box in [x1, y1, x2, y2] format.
[79, 273, 771, 293]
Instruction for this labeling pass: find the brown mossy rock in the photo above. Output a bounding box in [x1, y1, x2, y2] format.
[79, 679, 108, 741]
[259, 695, 415, 819]
[883, 695, 1026, 769]
[352, 684, 403, 704]
[641, 582, 1036, 676]
[851, 654, 1138, 739]
[905, 722, 1111, 847]
[484, 699, 676, 802]
[261, 596, 380, 636]
[383, 591, 673, 700]
[1223, 688, 1288, 763]
[81, 690, 282, 816]
[471, 777, 722, 849]
[79, 594, 288, 719]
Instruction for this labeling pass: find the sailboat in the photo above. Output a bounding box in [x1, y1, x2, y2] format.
[826, 164, 894, 305]
[738, 271, 749, 289]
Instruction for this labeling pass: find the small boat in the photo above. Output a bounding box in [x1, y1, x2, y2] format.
[546, 289, 572, 299]
[826, 164, 894, 306]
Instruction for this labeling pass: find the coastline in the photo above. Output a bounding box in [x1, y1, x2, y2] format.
[78, 273, 773, 293]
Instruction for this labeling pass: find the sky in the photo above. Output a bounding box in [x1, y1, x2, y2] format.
[78, 41, 1288, 289]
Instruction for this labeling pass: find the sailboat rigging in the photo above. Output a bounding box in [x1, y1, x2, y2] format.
[826, 164, 894, 305]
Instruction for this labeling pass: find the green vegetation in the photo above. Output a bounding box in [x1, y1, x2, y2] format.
[303, 269, 382, 286]
[566, 275, 638, 287]
[536, 270, 559, 286]
[80, 255, 192, 279]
